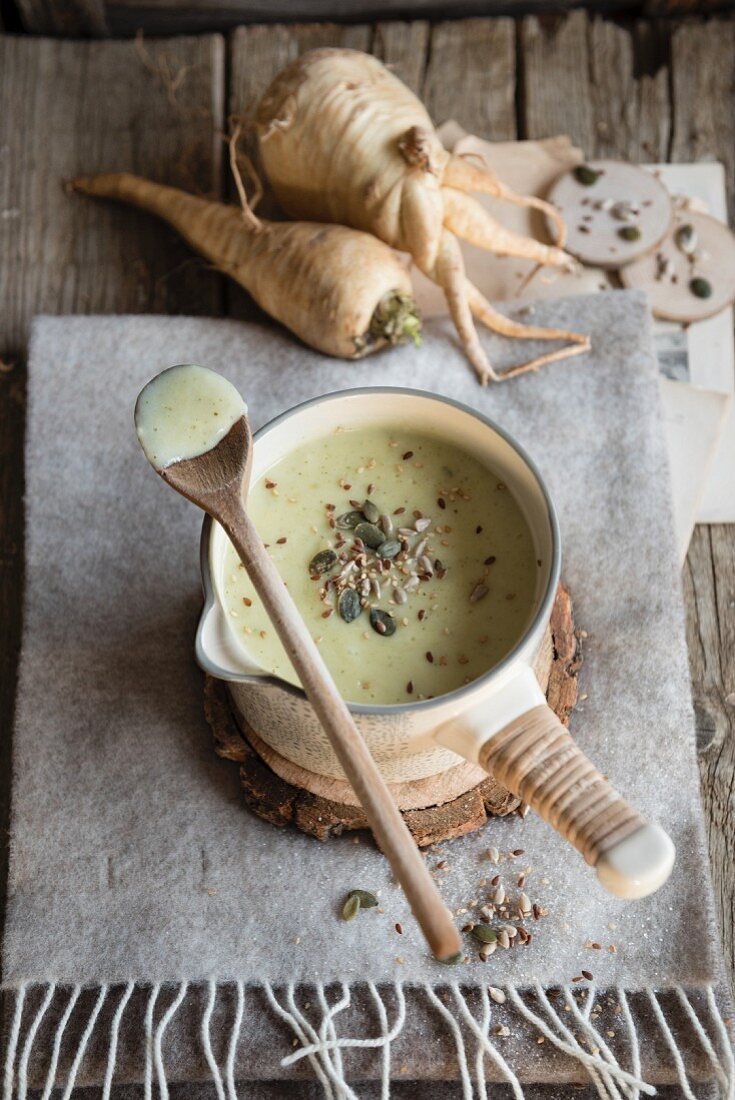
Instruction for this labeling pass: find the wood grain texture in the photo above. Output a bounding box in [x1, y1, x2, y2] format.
[373, 19, 429, 94]
[15, 0, 109, 34]
[669, 18, 735, 990]
[0, 34, 226, 365]
[520, 12, 595, 148]
[587, 18, 670, 161]
[522, 13, 669, 160]
[93, 0, 640, 40]
[671, 18, 735, 225]
[682, 525, 735, 988]
[423, 18, 516, 140]
[0, 31, 225, 983]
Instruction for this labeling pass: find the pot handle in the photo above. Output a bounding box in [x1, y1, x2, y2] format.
[436, 666, 675, 899]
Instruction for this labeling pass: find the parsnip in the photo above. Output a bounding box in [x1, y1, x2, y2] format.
[256, 49, 589, 383]
[71, 173, 421, 360]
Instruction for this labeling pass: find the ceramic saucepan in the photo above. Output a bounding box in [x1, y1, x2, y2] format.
[197, 388, 674, 898]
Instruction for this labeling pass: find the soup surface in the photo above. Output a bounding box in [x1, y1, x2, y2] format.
[221, 425, 539, 705]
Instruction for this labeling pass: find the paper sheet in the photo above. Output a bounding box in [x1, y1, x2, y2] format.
[420, 126, 733, 555]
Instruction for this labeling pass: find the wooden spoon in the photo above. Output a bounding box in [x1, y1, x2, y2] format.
[135, 364, 461, 962]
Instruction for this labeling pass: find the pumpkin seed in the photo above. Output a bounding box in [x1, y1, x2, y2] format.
[618, 225, 641, 242]
[309, 549, 338, 576]
[438, 950, 464, 965]
[354, 522, 384, 549]
[362, 499, 380, 524]
[690, 276, 713, 299]
[370, 609, 396, 637]
[348, 889, 379, 908]
[336, 510, 364, 529]
[610, 200, 639, 223]
[338, 588, 362, 623]
[675, 223, 697, 255]
[342, 895, 361, 921]
[573, 164, 601, 186]
[472, 925, 498, 944]
[377, 538, 401, 559]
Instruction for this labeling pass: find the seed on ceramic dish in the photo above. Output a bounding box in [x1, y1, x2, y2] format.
[338, 588, 361, 623]
[362, 499, 380, 524]
[336, 510, 364, 529]
[309, 549, 338, 575]
[574, 165, 602, 186]
[377, 538, 401, 559]
[618, 225, 642, 242]
[370, 609, 396, 637]
[354, 522, 384, 548]
[690, 276, 713, 299]
[675, 223, 697, 255]
[470, 583, 489, 604]
[610, 200, 640, 222]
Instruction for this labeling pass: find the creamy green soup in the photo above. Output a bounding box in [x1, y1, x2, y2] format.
[221, 426, 539, 705]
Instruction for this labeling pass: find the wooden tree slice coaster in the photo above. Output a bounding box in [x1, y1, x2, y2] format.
[204, 583, 582, 847]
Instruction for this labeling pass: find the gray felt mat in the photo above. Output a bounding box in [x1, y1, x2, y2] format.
[2, 294, 732, 1097]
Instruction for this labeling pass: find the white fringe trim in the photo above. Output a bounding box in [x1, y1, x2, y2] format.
[102, 980, 133, 1100]
[1, 980, 732, 1098]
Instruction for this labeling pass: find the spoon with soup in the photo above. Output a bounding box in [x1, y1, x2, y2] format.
[135, 364, 462, 962]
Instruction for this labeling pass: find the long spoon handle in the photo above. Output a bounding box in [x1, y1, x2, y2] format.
[218, 498, 461, 961]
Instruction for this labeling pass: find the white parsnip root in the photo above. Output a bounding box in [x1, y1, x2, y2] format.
[70, 173, 421, 360]
[256, 49, 590, 383]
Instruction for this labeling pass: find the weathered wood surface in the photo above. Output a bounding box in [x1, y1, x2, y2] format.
[13, 0, 732, 38]
[1, 13, 734, 992]
[0, 30, 225, 974]
[520, 12, 735, 994]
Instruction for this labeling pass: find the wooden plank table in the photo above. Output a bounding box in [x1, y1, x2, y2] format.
[1, 14, 734, 995]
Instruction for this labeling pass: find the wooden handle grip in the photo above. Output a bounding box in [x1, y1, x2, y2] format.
[479, 704, 646, 868]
